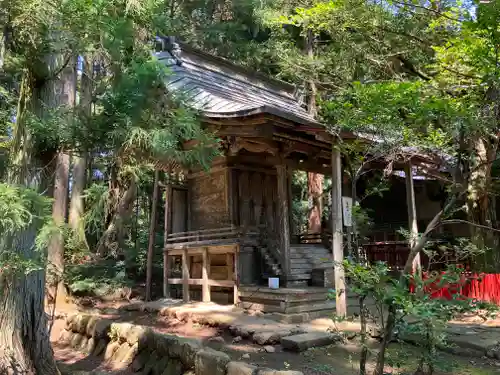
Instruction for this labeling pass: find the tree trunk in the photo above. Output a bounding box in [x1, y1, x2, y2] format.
[46, 54, 75, 303]
[304, 29, 323, 234]
[374, 196, 458, 375]
[47, 152, 70, 304]
[308, 172, 323, 233]
[68, 54, 91, 247]
[146, 170, 160, 301]
[0, 68, 60, 374]
[0, 251, 60, 375]
[359, 295, 368, 375]
[96, 178, 137, 257]
[467, 137, 499, 271]
[305, 29, 317, 118]
[69, 153, 88, 247]
[0, 13, 75, 372]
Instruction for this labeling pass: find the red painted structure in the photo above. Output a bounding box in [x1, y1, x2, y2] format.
[411, 272, 500, 305]
[362, 242, 500, 305]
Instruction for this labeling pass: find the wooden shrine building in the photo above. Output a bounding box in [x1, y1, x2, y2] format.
[156, 38, 349, 310]
[157, 38, 436, 315]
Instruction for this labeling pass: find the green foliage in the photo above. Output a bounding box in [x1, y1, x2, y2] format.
[324, 81, 477, 156]
[291, 170, 309, 233]
[83, 183, 111, 236]
[343, 258, 498, 374]
[351, 205, 373, 241]
[65, 260, 133, 295]
[99, 57, 218, 168]
[0, 183, 54, 276]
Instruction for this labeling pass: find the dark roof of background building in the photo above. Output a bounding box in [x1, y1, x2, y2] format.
[154, 41, 319, 127]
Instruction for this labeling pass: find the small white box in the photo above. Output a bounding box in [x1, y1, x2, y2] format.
[268, 277, 279, 289]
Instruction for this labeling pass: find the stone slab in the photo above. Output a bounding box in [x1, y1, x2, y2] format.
[194, 348, 230, 375]
[281, 332, 338, 352]
[227, 362, 257, 375]
[253, 330, 292, 345]
[447, 333, 498, 353]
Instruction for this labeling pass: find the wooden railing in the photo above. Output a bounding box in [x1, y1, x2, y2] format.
[295, 232, 322, 244]
[362, 241, 412, 270]
[293, 231, 333, 249]
[165, 226, 258, 250]
[165, 226, 286, 279]
[362, 239, 470, 271]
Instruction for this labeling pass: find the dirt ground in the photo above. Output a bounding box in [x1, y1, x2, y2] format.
[50, 300, 500, 375]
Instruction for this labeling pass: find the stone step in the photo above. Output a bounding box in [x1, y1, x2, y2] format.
[291, 265, 332, 271]
[291, 249, 329, 253]
[290, 257, 332, 262]
[291, 254, 331, 259]
[291, 245, 327, 249]
[290, 247, 331, 252]
[290, 258, 331, 262]
[290, 255, 331, 260]
[290, 253, 333, 259]
[291, 259, 333, 264]
[291, 248, 330, 253]
[290, 264, 331, 269]
[288, 273, 312, 280]
[281, 332, 340, 352]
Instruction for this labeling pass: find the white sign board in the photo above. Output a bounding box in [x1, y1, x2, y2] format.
[342, 196, 353, 227]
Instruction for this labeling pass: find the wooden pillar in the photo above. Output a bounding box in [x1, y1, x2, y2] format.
[342, 175, 353, 257]
[163, 253, 169, 298]
[287, 170, 294, 236]
[146, 170, 160, 302]
[233, 251, 239, 304]
[187, 179, 192, 231]
[405, 162, 421, 272]
[276, 164, 291, 285]
[202, 248, 210, 302]
[182, 248, 190, 302]
[227, 168, 237, 226]
[332, 146, 346, 317]
[163, 185, 172, 298]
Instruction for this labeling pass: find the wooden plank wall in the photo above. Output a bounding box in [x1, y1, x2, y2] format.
[189, 169, 229, 229]
[234, 168, 277, 233]
[171, 188, 188, 233]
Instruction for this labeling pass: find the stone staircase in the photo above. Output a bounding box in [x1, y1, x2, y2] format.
[258, 246, 282, 276]
[289, 244, 333, 286]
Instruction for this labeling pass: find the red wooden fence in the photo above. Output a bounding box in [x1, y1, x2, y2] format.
[362, 242, 500, 304]
[411, 272, 500, 305]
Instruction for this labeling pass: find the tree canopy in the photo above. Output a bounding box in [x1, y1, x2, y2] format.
[1, 0, 500, 374]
